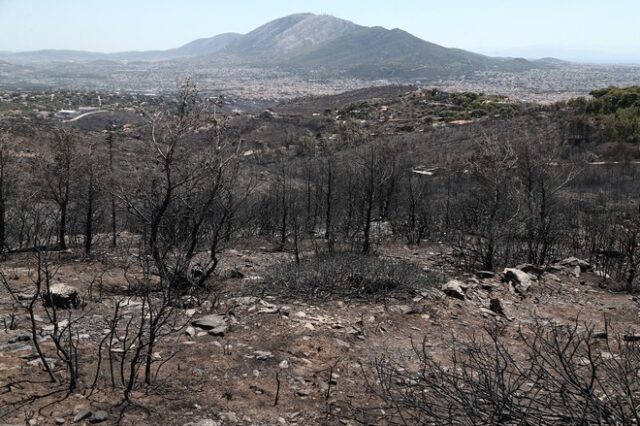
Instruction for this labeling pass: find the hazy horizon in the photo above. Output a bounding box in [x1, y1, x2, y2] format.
[1, 0, 639, 64]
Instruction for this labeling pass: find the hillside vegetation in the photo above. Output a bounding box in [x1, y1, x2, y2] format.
[570, 86, 640, 146]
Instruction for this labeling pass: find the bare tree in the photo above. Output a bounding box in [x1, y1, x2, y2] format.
[118, 79, 243, 296]
[41, 129, 77, 251]
[0, 129, 10, 253]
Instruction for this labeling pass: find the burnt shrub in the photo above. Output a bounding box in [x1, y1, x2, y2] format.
[354, 319, 640, 425]
[253, 253, 442, 302]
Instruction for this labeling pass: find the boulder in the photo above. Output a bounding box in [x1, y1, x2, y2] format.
[441, 280, 468, 300]
[516, 264, 545, 275]
[558, 257, 591, 272]
[42, 284, 80, 309]
[503, 268, 532, 295]
[571, 265, 581, 278]
[192, 314, 228, 336]
[489, 298, 514, 321]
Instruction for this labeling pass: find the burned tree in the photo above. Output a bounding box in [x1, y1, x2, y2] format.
[118, 79, 244, 296]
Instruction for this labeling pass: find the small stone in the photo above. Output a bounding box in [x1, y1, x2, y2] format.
[55, 418, 66, 425]
[388, 304, 417, 315]
[8, 334, 31, 344]
[90, 410, 108, 423]
[229, 296, 259, 306]
[279, 360, 289, 369]
[441, 280, 467, 300]
[73, 409, 91, 423]
[258, 305, 279, 314]
[185, 326, 196, 337]
[254, 351, 273, 360]
[188, 420, 219, 426]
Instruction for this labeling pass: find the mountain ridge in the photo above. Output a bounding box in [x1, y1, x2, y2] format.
[0, 13, 551, 81]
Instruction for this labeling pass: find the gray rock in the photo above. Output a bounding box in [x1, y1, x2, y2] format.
[192, 314, 227, 331]
[571, 265, 581, 278]
[258, 304, 279, 314]
[207, 326, 228, 337]
[0, 342, 32, 352]
[73, 409, 91, 423]
[559, 257, 591, 272]
[8, 333, 31, 344]
[184, 420, 220, 426]
[441, 280, 467, 300]
[27, 357, 56, 369]
[388, 304, 418, 314]
[254, 350, 274, 360]
[16, 292, 36, 300]
[90, 410, 108, 423]
[228, 296, 259, 307]
[43, 284, 80, 309]
[546, 264, 565, 273]
[489, 298, 514, 321]
[503, 268, 532, 295]
[517, 264, 545, 275]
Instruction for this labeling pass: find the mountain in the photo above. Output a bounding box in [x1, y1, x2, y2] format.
[213, 15, 536, 79]
[112, 33, 242, 61]
[0, 13, 551, 82]
[222, 13, 360, 60]
[281, 26, 498, 78]
[2, 49, 106, 63]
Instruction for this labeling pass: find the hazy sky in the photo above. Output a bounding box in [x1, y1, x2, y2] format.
[1, 0, 639, 63]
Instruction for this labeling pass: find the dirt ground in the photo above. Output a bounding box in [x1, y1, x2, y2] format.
[1, 239, 638, 425]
